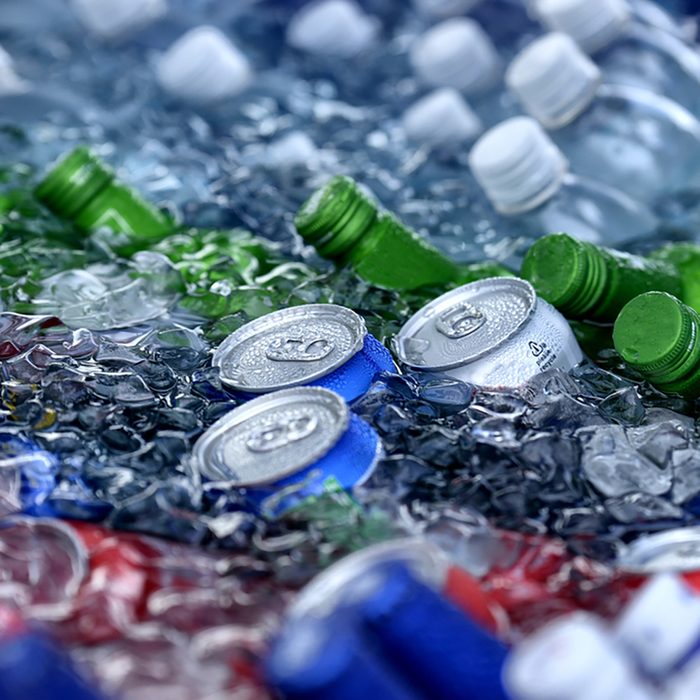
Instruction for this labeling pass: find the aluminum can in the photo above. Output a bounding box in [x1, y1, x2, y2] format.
[505, 613, 656, 700]
[355, 562, 510, 700]
[0, 432, 57, 516]
[265, 612, 420, 700]
[617, 527, 700, 574]
[393, 277, 583, 389]
[288, 538, 505, 634]
[277, 544, 509, 700]
[192, 387, 381, 516]
[616, 573, 700, 678]
[212, 304, 396, 402]
[0, 626, 108, 700]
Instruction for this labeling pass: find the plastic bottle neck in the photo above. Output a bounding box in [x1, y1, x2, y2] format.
[614, 292, 700, 386]
[35, 147, 115, 220]
[521, 234, 609, 317]
[534, 0, 631, 54]
[469, 117, 568, 215]
[70, 0, 167, 41]
[410, 18, 501, 94]
[294, 176, 379, 260]
[507, 33, 602, 129]
[286, 0, 380, 58]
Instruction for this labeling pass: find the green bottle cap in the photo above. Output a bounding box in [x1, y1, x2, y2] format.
[521, 233, 608, 317]
[295, 176, 377, 259]
[613, 292, 700, 383]
[35, 147, 114, 220]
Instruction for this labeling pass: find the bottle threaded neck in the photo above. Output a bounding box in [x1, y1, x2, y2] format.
[614, 292, 700, 392]
[35, 147, 115, 220]
[295, 176, 379, 260]
[521, 233, 608, 318]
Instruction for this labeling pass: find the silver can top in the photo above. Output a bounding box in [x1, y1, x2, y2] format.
[617, 527, 700, 573]
[288, 538, 449, 619]
[394, 277, 535, 371]
[212, 304, 367, 393]
[193, 387, 349, 486]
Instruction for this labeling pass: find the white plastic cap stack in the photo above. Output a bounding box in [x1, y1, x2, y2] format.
[412, 0, 483, 18]
[504, 613, 655, 700]
[534, 0, 631, 54]
[410, 18, 501, 94]
[616, 573, 700, 677]
[468, 116, 568, 215]
[0, 44, 27, 96]
[286, 0, 380, 59]
[70, 0, 167, 41]
[506, 33, 602, 129]
[402, 88, 482, 146]
[157, 26, 253, 104]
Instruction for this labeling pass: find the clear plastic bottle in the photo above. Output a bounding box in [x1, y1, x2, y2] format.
[468, 116, 658, 252]
[409, 18, 517, 124]
[534, 0, 700, 114]
[506, 33, 700, 202]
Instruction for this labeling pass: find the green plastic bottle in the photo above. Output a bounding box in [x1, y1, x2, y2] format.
[35, 147, 174, 252]
[649, 242, 700, 314]
[521, 233, 683, 322]
[613, 291, 700, 398]
[295, 176, 463, 291]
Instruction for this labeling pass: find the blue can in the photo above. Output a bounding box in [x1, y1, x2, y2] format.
[265, 611, 421, 700]
[0, 629, 107, 700]
[357, 562, 510, 700]
[192, 387, 381, 517]
[0, 433, 57, 516]
[211, 304, 396, 403]
[267, 559, 509, 700]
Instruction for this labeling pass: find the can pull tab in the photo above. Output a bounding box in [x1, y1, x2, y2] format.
[265, 336, 334, 362]
[436, 302, 485, 339]
[246, 414, 319, 453]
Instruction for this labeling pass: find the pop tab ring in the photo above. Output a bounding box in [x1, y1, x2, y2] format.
[212, 304, 367, 393]
[193, 387, 350, 486]
[394, 277, 535, 370]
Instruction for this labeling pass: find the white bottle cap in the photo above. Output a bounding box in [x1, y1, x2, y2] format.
[0, 44, 28, 96]
[266, 132, 317, 168]
[412, 0, 483, 18]
[410, 18, 501, 94]
[616, 573, 700, 676]
[157, 26, 253, 104]
[286, 0, 380, 59]
[403, 88, 482, 146]
[468, 116, 568, 215]
[505, 613, 648, 700]
[534, 0, 631, 54]
[70, 0, 167, 41]
[506, 33, 601, 129]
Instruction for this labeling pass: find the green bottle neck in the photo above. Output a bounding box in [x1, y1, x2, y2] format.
[614, 292, 700, 393]
[295, 176, 378, 261]
[521, 233, 610, 317]
[35, 147, 114, 220]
